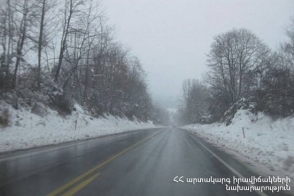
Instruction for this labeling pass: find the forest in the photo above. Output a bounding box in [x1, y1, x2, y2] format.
[176, 21, 294, 125]
[0, 0, 170, 125]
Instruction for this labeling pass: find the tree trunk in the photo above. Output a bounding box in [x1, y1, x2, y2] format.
[54, 0, 73, 82]
[13, 1, 28, 88]
[37, 0, 46, 89]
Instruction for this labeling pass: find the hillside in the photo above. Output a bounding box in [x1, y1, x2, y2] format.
[0, 101, 157, 153]
[182, 109, 294, 181]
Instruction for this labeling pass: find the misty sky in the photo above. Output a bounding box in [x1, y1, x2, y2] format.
[102, 0, 294, 109]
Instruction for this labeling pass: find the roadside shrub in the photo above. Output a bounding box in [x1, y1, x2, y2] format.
[257, 67, 294, 117]
[0, 108, 9, 127]
[48, 92, 73, 115]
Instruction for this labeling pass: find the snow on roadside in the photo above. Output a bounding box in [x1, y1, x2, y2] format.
[0, 101, 158, 153]
[182, 110, 294, 181]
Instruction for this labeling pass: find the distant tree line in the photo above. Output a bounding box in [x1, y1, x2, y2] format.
[0, 0, 169, 124]
[176, 19, 294, 125]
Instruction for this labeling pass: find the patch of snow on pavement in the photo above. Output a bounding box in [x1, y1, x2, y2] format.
[0, 101, 159, 153]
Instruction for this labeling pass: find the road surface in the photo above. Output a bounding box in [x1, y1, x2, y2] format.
[0, 128, 291, 196]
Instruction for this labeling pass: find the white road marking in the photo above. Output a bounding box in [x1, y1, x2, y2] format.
[187, 131, 268, 196]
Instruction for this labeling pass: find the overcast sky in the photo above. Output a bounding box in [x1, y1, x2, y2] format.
[101, 0, 294, 109]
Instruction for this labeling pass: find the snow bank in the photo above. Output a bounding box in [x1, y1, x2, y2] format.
[182, 110, 294, 180]
[0, 101, 158, 153]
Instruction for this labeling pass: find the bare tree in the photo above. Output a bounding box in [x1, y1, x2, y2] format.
[178, 79, 209, 124]
[35, 0, 57, 89]
[11, 0, 40, 88]
[282, 18, 294, 69]
[54, 0, 86, 82]
[0, 0, 14, 89]
[206, 29, 270, 111]
[36, 0, 46, 89]
[62, 0, 103, 90]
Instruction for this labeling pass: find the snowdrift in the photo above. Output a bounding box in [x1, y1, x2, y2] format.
[182, 110, 294, 181]
[0, 101, 157, 153]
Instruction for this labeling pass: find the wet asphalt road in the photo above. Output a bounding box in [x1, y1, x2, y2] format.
[0, 128, 291, 196]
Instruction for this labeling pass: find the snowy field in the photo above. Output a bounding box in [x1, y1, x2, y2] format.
[182, 110, 294, 182]
[0, 101, 158, 153]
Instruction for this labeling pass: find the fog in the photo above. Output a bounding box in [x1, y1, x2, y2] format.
[102, 0, 294, 109]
